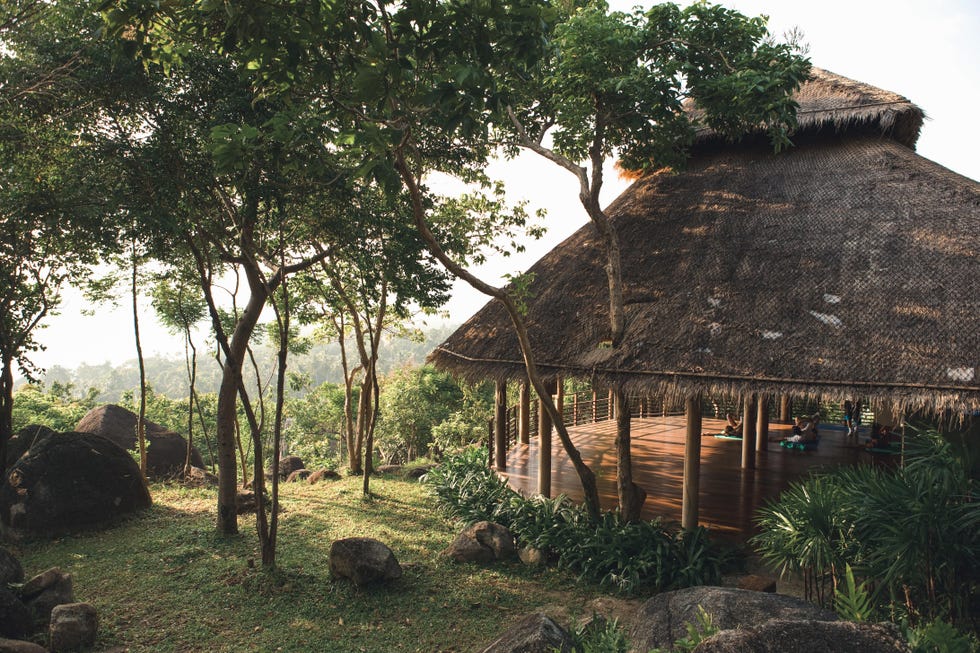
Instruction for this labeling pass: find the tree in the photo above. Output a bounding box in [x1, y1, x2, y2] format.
[150, 266, 210, 474]
[502, 1, 810, 520]
[375, 364, 462, 463]
[0, 0, 136, 471]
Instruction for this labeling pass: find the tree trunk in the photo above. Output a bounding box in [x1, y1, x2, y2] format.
[0, 356, 13, 474]
[184, 334, 197, 476]
[614, 386, 645, 521]
[213, 276, 269, 535]
[131, 242, 148, 479]
[394, 149, 601, 520]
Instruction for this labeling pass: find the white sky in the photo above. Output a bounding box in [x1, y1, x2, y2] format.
[27, 0, 980, 372]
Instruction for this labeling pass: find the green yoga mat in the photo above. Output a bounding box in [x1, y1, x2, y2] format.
[780, 440, 819, 451]
[713, 433, 743, 441]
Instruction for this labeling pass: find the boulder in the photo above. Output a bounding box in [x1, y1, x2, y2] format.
[307, 469, 341, 484]
[267, 455, 306, 480]
[517, 546, 546, 566]
[285, 469, 312, 483]
[0, 434, 152, 538]
[21, 567, 74, 628]
[375, 464, 403, 475]
[49, 602, 99, 652]
[183, 466, 218, 488]
[5, 425, 57, 468]
[445, 521, 516, 563]
[74, 404, 204, 479]
[0, 547, 24, 585]
[480, 614, 573, 653]
[236, 492, 259, 515]
[329, 538, 402, 586]
[403, 464, 436, 480]
[0, 588, 31, 639]
[629, 587, 837, 652]
[0, 639, 47, 653]
[737, 574, 777, 593]
[693, 619, 911, 653]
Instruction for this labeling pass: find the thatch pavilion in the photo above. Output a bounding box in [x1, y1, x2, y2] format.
[430, 69, 980, 536]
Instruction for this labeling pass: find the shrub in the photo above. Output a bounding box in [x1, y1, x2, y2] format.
[425, 449, 731, 595]
[752, 428, 979, 628]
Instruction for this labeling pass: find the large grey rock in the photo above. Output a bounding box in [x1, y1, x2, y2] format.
[5, 425, 57, 468]
[630, 587, 837, 652]
[21, 567, 74, 629]
[0, 434, 152, 538]
[49, 602, 99, 652]
[74, 404, 204, 479]
[0, 588, 31, 639]
[0, 547, 23, 585]
[693, 619, 911, 653]
[0, 639, 47, 653]
[285, 469, 311, 483]
[329, 538, 402, 586]
[307, 469, 341, 484]
[480, 613, 573, 653]
[444, 521, 516, 563]
[269, 455, 305, 480]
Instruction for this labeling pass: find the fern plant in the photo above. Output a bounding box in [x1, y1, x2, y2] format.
[834, 564, 874, 623]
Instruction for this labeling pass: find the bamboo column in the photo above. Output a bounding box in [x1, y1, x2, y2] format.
[756, 394, 769, 452]
[779, 394, 791, 422]
[494, 380, 507, 470]
[537, 379, 556, 497]
[741, 393, 757, 469]
[682, 394, 703, 530]
[518, 380, 530, 445]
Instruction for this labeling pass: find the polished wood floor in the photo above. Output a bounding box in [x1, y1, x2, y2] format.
[499, 416, 887, 541]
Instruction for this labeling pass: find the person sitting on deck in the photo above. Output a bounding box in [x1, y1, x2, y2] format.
[866, 423, 898, 450]
[786, 413, 820, 443]
[724, 412, 741, 436]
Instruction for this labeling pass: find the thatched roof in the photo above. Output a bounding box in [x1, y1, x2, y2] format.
[692, 67, 924, 150]
[431, 70, 980, 412]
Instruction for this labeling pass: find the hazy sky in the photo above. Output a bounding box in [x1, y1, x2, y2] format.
[27, 0, 980, 373]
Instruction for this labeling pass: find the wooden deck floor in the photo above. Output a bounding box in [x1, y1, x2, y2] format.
[500, 416, 888, 540]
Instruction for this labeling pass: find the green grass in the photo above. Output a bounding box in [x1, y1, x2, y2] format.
[10, 476, 605, 652]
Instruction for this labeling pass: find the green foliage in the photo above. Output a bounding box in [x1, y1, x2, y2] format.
[649, 606, 719, 653]
[834, 564, 874, 623]
[11, 383, 99, 433]
[906, 619, 980, 653]
[753, 429, 979, 627]
[425, 449, 731, 595]
[423, 446, 517, 525]
[566, 615, 630, 653]
[375, 365, 465, 464]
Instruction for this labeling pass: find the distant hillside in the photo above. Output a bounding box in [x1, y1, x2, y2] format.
[29, 324, 459, 401]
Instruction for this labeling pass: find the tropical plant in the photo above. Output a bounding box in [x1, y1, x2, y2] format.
[753, 428, 979, 627]
[649, 606, 718, 653]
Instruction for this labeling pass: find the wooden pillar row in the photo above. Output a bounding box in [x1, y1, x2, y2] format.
[756, 394, 769, 452]
[494, 380, 507, 470]
[741, 393, 757, 469]
[779, 394, 792, 422]
[682, 394, 703, 531]
[518, 380, 530, 445]
[537, 379, 556, 498]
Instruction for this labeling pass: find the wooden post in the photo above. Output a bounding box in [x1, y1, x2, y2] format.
[608, 389, 615, 420]
[494, 380, 507, 470]
[572, 392, 579, 426]
[779, 394, 791, 422]
[682, 394, 703, 530]
[487, 419, 493, 468]
[756, 394, 768, 451]
[537, 380, 555, 498]
[518, 380, 530, 445]
[741, 393, 756, 469]
[591, 389, 598, 423]
[556, 376, 565, 427]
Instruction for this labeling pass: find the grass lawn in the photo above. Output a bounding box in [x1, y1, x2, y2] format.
[10, 475, 615, 652]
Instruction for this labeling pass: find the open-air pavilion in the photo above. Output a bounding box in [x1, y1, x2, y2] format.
[430, 69, 980, 539]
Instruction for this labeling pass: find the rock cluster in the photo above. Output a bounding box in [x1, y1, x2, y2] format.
[0, 549, 99, 652]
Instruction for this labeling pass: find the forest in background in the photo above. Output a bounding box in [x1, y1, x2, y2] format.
[20, 324, 458, 402]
